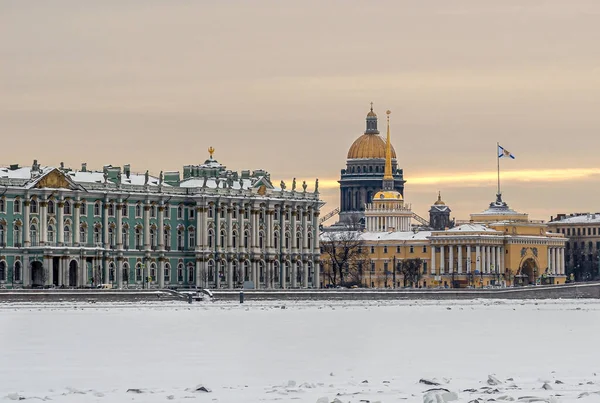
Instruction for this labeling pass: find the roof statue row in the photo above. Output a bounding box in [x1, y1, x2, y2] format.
[0, 148, 320, 200]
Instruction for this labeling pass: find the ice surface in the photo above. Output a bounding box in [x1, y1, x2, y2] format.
[1, 299, 599, 402]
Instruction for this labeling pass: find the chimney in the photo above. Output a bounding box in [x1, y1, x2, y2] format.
[124, 164, 131, 179]
[81, 163, 87, 172]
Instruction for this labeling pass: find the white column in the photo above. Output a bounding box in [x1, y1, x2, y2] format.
[290, 209, 297, 252]
[476, 245, 481, 273]
[457, 245, 463, 274]
[143, 203, 150, 250]
[227, 206, 233, 250]
[23, 254, 30, 287]
[314, 261, 320, 289]
[466, 245, 471, 273]
[303, 261, 309, 287]
[291, 261, 297, 288]
[157, 204, 164, 250]
[561, 248, 566, 275]
[449, 245, 454, 273]
[44, 255, 52, 286]
[481, 246, 487, 274]
[116, 202, 123, 249]
[491, 246, 496, 274]
[440, 245, 445, 274]
[227, 260, 233, 289]
[103, 201, 109, 248]
[117, 258, 123, 289]
[547, 247, 552, 274]
[302, 210, 309, 251]
[73, 201, 80, 245]
[40, 200, 48, 244]
[253, 261, 259, 289]
[431, 245, 436, 274]
[24, 200, 31, 246]
[554, 248, 559, 276]
[200, 206, 207, 249]
[496, 246, 501, 274]
[196, 259, 201, 287]
[57, 200, 64, 245]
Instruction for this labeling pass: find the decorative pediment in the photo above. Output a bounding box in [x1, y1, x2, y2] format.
[32, 169, 82, 190]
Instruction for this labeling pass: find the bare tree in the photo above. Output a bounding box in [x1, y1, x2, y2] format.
[400, 258, 423, 287]
[320, 214, 368, 287]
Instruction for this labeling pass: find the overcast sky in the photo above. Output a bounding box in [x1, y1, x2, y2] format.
[2, 1, 599, 222]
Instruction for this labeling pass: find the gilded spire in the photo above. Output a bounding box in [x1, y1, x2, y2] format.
[208, 146, 215, 159]
[383, 110, 393, 181]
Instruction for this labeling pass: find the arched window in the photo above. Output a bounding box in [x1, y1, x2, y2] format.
[13, 224, 21, 246]
[150, 205, 156, 218]
[220, 230, 226, 248]
[79, 201, 86, 215]
[244, 230, 249, 249]
[135, 228, 142, 249]
[307, 233, 313, 249]
[208, 260, 215, 282]
[47, 200, 55, 215]
[121, 203, 127, 217]
[0, 198, 4, 213]
[296, 232, 301, 249]
[164, 228, 170, 250]
[285, 232, 290, 249]
[0, 261, 5, 281]
[108, 227, 115, 247]
[64, 200, 71, 215]
[164, 263, 171, 283]
[188, 227, 195, 248]
[94, 201, 101, 216]
[274, 209, 279, 220]
[232, 231, 238, 248]
[177, 204, 184, 219]
[150, 228, 156, 248]
[274, 231, 280, 249]
[64, 225, 71, 245]
[94, 226, 101, 244]
[259, 261, 265, 282]
[108, 203, 114, 217]
[47, 224, 55, 243]
[122, 262, 129, 283]
[208, 229, 214, 248]
[187, 263, 194, 283]
[14, 261, 22, 282]
[135, 203, 142, 218]
[122, 227, 128, 248]
[0, 224, 4, 245]
[220, 206, 225, 219]
[80, 225, 87, 244]
[259, 231, 264, 249]
[273, 261, 280, 283]
[296, 261, 303, 283]
[150, 263, 156, 282]
[177, 229, 184, 249]
[135, 263, 142, 282]
[177, 263, 184, 282]
[243, 260, 250, 281]
[30, 224, 38, 245]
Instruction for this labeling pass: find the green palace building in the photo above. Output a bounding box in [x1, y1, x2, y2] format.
[0, 149, 322, 289]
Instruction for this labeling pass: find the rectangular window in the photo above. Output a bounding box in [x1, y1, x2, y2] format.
[588, 228, 591, 236]
[370, 262, 375, 272]
[190, 208, 195, 219]
[594, 228, 597, 236]
[422, 246, 427, 253]
[164, 204, 169, 218]
[383, 246, 388, 254]
[0, 198, 5, 213]
[13, 199, 21, 214]
[396, 246, 401, 253]
[370, 246, 375, 254]
[567, 228, 571, 236]
[150, 206, 156, 218]
[423, 261, 428, 274]
[410, 246, 414, 253]
[383, 262, 388, 272]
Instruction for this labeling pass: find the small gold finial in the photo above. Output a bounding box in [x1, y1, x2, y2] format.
[386, 110, 391, 115]
[208, 146, 215, 158]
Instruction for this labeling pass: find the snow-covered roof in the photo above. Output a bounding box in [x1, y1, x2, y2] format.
[445, 224, 499, 233]
[179, 178, 253, 189]
[322, 230, 432, 242]
[551, 214, 600, 224]
[0, 166, 52, 180]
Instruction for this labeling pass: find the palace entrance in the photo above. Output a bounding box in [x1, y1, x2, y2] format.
[68, 260, 78, 287]
[521, 258, 538, 285]
[31, 261, 44, 288]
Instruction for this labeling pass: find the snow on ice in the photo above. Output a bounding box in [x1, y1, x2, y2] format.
[0, 299, 599, 402]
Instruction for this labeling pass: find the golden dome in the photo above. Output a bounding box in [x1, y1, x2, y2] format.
[347, 134, 397, 159]
[367, 109, 377, 117]
[434, 191, 445, 205]
[374, 190, 403, 200]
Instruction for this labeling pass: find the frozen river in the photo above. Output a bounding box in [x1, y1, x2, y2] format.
[1, 299, 599, 402]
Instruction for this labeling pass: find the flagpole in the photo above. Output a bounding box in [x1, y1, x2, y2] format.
[497, 142, 501, 197]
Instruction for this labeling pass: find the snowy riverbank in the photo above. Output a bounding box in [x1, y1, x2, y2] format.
[1, 299, 599, 402]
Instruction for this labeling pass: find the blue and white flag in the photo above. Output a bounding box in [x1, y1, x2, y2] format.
[498, 145, 515, 159]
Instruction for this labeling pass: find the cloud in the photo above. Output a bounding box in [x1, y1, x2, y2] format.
[307, 167, 600, 190]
